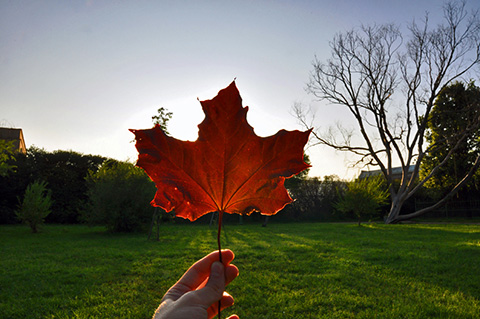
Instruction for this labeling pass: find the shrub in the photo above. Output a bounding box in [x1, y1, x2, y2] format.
[16, 180, 53, 233]
[82, 160, 156, 232]
[335, 175, 389, 225]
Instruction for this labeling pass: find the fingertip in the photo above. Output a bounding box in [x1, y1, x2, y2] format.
[206, 292, 235, 318]
[227, 264, 239, 276]
[225, 264, 239, 285]
[220, 249, 235, 264]
[222, 291, 234, 303]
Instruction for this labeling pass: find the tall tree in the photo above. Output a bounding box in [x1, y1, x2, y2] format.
[152, 107, 173, 134]
[295, 1, 480, 223]
[420, 81, 480, 203]
[149, 107, 173, 234]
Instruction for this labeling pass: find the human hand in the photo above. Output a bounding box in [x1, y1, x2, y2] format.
[153, 249, 239, 319]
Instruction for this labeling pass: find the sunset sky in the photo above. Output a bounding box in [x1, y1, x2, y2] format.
[0, 0, 468, 179]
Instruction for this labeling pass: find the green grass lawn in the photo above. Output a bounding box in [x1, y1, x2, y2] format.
[1, 222, 479, 318]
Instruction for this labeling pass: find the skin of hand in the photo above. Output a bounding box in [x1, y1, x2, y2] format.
[153, 249, 239, 319]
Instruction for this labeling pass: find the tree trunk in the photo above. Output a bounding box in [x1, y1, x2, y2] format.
[385, 195, 404, 224]
[385, 155, 480, 224]
[262, 216, 269, 227]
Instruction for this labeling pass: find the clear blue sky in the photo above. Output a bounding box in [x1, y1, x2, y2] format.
[0, 0, 463, 179]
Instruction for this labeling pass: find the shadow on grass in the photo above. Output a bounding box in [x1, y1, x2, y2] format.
[221, 223, 480, 317]
[1, 223, 479, 318]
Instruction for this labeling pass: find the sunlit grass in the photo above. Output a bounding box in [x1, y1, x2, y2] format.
[1, 222, 479, 318]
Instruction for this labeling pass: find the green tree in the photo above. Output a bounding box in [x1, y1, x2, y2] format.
[148, 107, 174, 233]
[0, 139, 17, 177]
[422, 81, 480, 193]
[152, 107, 173, 134]
[335, 176, 389, 225]
[0, 145, 25, 224]
[82, 160, 156, 232]
[16, 180, 53, 233]
[419, 81, 480, 213]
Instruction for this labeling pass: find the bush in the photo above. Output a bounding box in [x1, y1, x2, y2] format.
[16, 180, 53, 233]
[82, 160, 156, 232]
[335, 175, 389, 225]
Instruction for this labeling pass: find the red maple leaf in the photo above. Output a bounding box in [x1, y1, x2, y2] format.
[130, 81, 311, 222]
[131, 82, 310, 318]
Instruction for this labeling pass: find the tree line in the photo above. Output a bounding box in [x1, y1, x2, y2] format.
[0, 147, 156, 232]
[1, 132, 478, 233]
[2, 82, 479, 231]
[0, 106, 174, 232]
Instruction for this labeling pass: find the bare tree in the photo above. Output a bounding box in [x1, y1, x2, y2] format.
[295, 1, 480, 223]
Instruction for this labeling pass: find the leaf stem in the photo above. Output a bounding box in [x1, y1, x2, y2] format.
[217, 211, 223, 319]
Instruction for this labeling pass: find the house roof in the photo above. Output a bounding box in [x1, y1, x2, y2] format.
[359, 165, 415, 180]
[0, 128, 27, 154]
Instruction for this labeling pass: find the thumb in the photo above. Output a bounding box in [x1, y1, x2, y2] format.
[192, 261, 225, 307]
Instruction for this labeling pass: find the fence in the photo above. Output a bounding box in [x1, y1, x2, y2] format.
[415, 199, 480, 219]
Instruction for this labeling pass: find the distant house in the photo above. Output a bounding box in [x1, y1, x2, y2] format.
[0, 128, 27, 154]
[359, 165, 416, 181]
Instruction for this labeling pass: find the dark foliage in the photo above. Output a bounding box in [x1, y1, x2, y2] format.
[82, 159, 156, 232]
[0, 147, 106, 224]
[281, 175, 346, 221]
[421, 81, 480, 200]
